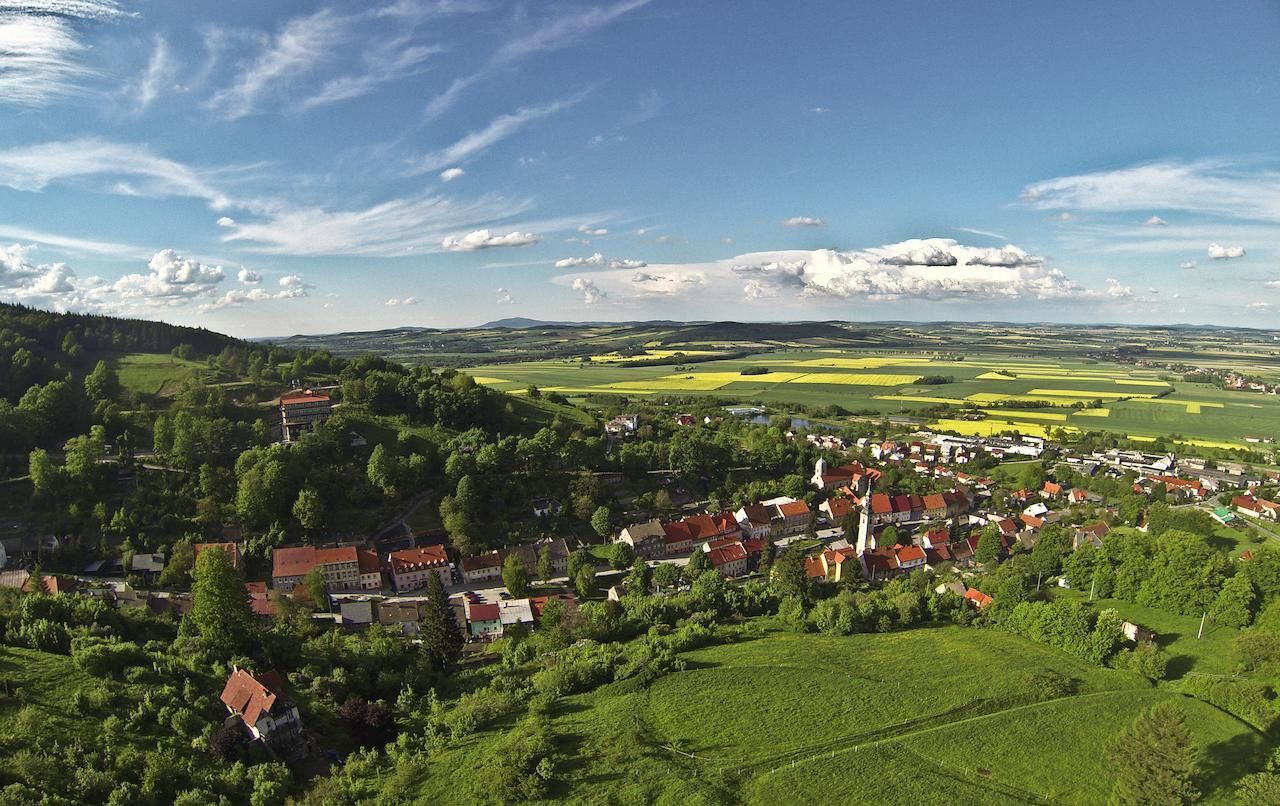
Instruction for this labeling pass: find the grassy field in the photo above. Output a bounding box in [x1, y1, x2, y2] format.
[458, 348, 1280, 448]
[393, 626, 1262, 804]
[115, 353, 212, 397]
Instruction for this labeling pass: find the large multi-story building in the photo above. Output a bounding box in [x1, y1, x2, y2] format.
[280, 390, 332, 443]
[271, 546, 361, 592]
[389, 545, 452, 592]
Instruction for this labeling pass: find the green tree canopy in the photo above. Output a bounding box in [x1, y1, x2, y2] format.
[420, 572, 463, 673]
[187, 546, 255, 659]
[1106, 701, 1199, 805]
[502, 553, 530, 598]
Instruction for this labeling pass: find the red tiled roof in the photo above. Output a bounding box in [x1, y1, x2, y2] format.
[777, 500, 810, 518]
[871, 493, 892, 514]
[1021, 513, 1045, 529]
[389, 545, 449, 573]
[245, 581, 268, 595]
[738, 504, 771, 526]
[221, 667, 286, 728]
[896, 544, 926, 564]
[824, 497, 854, 519]
[21, 575, 76, 595]
[272, 546, 357, 578]
[891, 494, 913, 513]
[923, 494, 947, 511]
[803, 556, 826, 579]
[1043, 481, 1062, 495]
[924, 528, 950, 547]
[467, 602, 500, 621]
[357, 548, 382, 575]
[964, 588, 993, 609]
[280, 391, 330, 405]
[708, 543, 748, 568]
[529, 594, 577, 619]
[460, 551, 502, 572]
[664, 512, 738, 545]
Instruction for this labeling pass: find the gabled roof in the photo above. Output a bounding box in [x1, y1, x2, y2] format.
[896, 544, 926, 564]
[389, 545, 449, 574]
[272, 546, 358, 578]
[467, 602, 500, 622]
[708, 543, 748, 569]
[776, 500, 810, 518]
[460, 551, 502, 572]
[280, 391, 329, 405]
[964, 588, 993, 609]
[221, 667, 288, 728]
[923, 493, 947, 511]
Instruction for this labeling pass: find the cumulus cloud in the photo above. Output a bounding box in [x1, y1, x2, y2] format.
[201, 272, 310, 311]
[1105, 278, 1133, 299]
[880, 244, 958, 267]
[964, 246, 1042, 268]
[1144, 216, 1168, 226]
[608, 257, 646, 270]
[442, 229, 540, 250]
[577, 224, 608, 236]
[277, 274, 308, 297]
[553, 238, 1125, 307]
[217, 216, 237, 228]
[439, 167, 465, 182]
[782, 216, 825, 228]
[237, 268, 262, 284]
[571, 276, 606, 304]
[1207, 243, 1246, 260]
[114, 249, 224, 301]
[554, 252, 604, 268]
[1180, 261, 1198, 270]
[496, 287, 513, 304]
[385, 296, 419, 306]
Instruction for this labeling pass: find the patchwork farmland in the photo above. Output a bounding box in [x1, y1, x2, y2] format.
[460, 348, 1280, 448]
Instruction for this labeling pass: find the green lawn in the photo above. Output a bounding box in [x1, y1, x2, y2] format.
[1051, 589, 1242, 679]
[115, 353, 211, 397]
[386, 625, 1262, 804]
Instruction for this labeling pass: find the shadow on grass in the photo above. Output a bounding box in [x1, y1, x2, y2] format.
[1165, 654, 1196, 681]
[1199, 729, 1270, 799]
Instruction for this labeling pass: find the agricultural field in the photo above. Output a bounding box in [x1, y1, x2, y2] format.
[114, 353, 214, 398]
[459, 347, 1280, 448]
[398, 627, 1264, 804]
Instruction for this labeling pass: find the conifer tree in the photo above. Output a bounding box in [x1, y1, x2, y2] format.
[420, 573, 463, 673]
[1107, 701, 1199, 805]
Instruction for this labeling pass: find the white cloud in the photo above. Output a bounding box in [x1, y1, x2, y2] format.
[217, 216, 237, 228]
[571, 276, 606, 304]
[298, 39, 442, 111]
[0, 138, 234, 209]
[1180, 260, 1198, 270]
[385, 296, 419, 306]
[0, 1, 127, 107]
[806, 106, 831, 114]
[554, 238, 1121, 306]
[1047, 212, 1077, 223]
[1144, 216, 1168, 226]
[277, 274, 308, 297]
[654, 234, 672, 245]
[441, 228, 539, 250]
[578, 224, 608, 236]
[1207, 243, 1246, 260]
[413, 91, 588, 173]
[782, 216, 825, 228]
[964, 245, 1041, 268]
[1021, 159, 1280, 223]
[1264, 280, 1280, 289]
[1105, 278, 1133, 299]
[113, 249, 225, 302]
[881, 244, 958, 267]
[200, 275, 309, 311]
[953, 227, 1008, 241]
[130, 34, 173, 112]
[608, 257, 646, 269]
[424, 0, 650, 119]
[439, 167, 465, 182]
[496, 286, 513, 305]
[0, 225, 148, 259]
[237, 268, 262, 284]
[207, 9, 349, 120]
[721, 236, 735, 245]
[554, 252, 604, 268]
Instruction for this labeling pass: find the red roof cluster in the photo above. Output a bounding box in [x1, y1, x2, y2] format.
[663, 511, 739, 547]
[707, 542, 748, 570]
[272, 545, 358, 579]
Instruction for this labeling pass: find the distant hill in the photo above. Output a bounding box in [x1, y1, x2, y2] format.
[478, 317, 694, 329]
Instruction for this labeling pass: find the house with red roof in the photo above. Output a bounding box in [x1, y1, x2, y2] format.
[733, 504, 774, 539]
[460, 551, 503, 584]
[1073, 521, 1110, 550]
[706, 541, 749, 578]
[771, 499, 812, 536]
[618, 519, 667, 558]
[389, 544, 451, 592]
[820, 496, 856, 523]
[220, 667, 303, 752]
[811, 459, 871, 492]
[271, 545, 361, 592]
[1235, 495, 1279, 521]
[922, 493, 948, 520]
[662, 511, 741, 555]
[279, 389, 332, 443]
[465, 601, 503, 639]
[895, 544, 927, 572]
[1041, 481, 1063, 499]
[964, 588, 993, 610]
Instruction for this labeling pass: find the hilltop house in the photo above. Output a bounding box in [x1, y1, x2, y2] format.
[279, 390, 332, 443]
[220, 667, 304, 754]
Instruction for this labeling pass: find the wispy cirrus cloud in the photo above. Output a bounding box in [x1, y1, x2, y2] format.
[411, 90, 589, 173]
[1020, 159, 1280, 223]
[298, 37, 443, 111]
[0, 1, 128, 107]
[782, 216, 824, 228]
[128, 34, 174, 113]
[424, 0, 649, 119]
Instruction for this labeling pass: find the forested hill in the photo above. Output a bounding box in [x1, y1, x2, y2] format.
[0, 302, 248, 402]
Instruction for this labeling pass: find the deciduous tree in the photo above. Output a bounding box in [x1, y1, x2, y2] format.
[502, 553, 530, 597]
[187, 547, 254, 658]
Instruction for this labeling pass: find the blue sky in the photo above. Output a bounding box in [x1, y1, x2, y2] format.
[0, 0, 1278, 336]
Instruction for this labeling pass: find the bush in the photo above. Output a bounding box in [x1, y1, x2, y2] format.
[1176, 676, 1277, 732]
[1125, 641, 1167, 681]
[71, 637, 148, 678]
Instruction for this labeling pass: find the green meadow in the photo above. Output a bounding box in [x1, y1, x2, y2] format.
[392, 626, 1263, 804]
